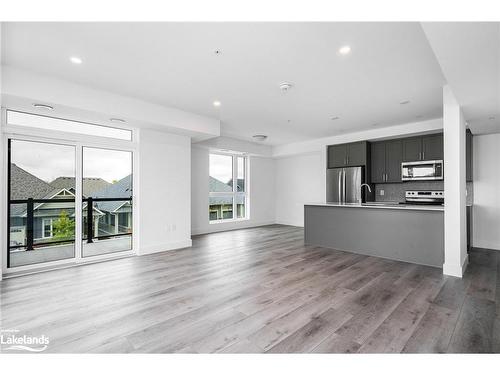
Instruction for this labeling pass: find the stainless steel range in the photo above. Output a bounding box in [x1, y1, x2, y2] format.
[405, 190, 444, 205]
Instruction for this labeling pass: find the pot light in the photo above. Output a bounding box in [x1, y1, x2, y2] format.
[70, 56, 83, 64]
[33, 103, 54, 111]
[489, 116, 495, 120]
[252, 134, 268, 142]
[338, 45, 351, 55]
[399, 100, 410, 105]
[279, 82, 293, 93]
[213, 100, 221, 107]
[110, 118, 126, 123]
[331, 116, 340, 121]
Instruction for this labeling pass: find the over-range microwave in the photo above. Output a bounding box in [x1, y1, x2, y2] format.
[401, 160, 444, 181]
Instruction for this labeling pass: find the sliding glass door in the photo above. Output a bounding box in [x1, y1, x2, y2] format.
[82, 147, 133, 257]
[6, 139, 134, 270]
[8, 139, 76, 267]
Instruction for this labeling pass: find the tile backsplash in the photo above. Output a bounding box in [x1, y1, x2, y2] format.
[374, 181, 474, 205]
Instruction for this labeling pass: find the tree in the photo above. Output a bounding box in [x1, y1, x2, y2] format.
[52, 210, 75, 241]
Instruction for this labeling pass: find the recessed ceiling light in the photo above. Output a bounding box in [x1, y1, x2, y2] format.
[331, 116, 340, 121]
[110, 118, 126, 123]
[399, 100, 410, 105]
[488, 116, 495, 120]
[287, 119, 291, 123]
[279, 82, 293, 93]
[252, 134, 268, 142]
[70, 56, 83, 64]
[33, 103, 54, 111]
[338, 45, 351, 55]
[214, 50, 222, 55]
[213, 100, 221, 107]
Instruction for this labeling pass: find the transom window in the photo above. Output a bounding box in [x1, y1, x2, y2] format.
[209, 153, 247, 222]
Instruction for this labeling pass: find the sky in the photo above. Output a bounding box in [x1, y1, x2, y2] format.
[209, 153, 232, 183]
[11, 140, 132, 183]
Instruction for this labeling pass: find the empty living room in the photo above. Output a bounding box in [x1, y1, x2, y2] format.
[1, 1, 500, 374]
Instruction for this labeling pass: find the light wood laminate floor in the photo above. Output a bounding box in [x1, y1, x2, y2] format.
[1, 225, 498, 353]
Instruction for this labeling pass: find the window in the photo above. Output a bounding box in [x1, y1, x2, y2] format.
[209, 153, 247, 222]
[6, 110, 132, 141]
[42, 219, 53, 239]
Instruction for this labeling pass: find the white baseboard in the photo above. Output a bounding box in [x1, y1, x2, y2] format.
[443, 255, 469, 278]
[274, 220, 304, 228]
[138, 239, 192, 255]
[192, 220, 276, 236]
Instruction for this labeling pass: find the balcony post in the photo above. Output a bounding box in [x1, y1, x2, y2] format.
[26, 198, 34, 251]
[87, 197, 94, 243]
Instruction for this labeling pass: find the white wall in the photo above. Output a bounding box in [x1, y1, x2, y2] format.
[473, 133, 500, 250]
[191, 145, 276, 235]
[275, 152, 324, 227]
[138, 129, 192, 254]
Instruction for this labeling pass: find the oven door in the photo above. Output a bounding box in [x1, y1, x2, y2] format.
[401, 160, 443, 181]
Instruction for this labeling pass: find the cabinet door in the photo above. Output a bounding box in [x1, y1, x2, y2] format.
[327, 144, 347, 168]
[466, 130, 473, 182]
[402, 137, 422, 162]
[385, 139, 403, 182]
[422, 134, 443, 160]
[346, 141, 366, 166]
[370, 142, 386, 183]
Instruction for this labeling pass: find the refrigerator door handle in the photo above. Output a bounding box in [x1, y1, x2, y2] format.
[342, 169, 346, 203]
[338, 170, 342, 202]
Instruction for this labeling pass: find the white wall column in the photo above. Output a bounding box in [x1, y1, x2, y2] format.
[442, 85, 468, 277]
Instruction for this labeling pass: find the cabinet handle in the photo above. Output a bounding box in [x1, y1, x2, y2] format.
[422, 151, 425, 160]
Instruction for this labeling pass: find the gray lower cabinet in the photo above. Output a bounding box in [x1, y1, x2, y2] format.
[304, 205, 444, 267]
[370, 139, 402, 183]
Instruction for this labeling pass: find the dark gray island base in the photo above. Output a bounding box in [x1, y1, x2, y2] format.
[304, 204, 444, 267]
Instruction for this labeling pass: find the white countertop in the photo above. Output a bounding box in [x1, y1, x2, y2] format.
[305, 202, 445, 211]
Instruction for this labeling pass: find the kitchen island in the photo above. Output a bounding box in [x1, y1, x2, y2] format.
[304, 203, 444, 267]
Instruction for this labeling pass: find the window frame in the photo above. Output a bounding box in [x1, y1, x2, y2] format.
[41, 218, 53, 239]
[208, 152, 248, 224]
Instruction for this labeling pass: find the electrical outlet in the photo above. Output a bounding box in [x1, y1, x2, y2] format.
[379, 189, 385, 196]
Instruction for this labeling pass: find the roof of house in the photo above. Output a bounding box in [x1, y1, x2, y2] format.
[50, 176, 111, 197]
[93, 174, 133, 213]
[10, 164, 57, 200]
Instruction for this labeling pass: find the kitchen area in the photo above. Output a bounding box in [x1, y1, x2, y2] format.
[305, 130, 474, 268]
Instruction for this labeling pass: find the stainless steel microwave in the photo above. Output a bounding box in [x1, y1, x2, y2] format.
[401, 160, 444, 181]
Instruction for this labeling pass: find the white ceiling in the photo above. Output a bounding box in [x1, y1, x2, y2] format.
[1, 22, 449, 144]
[422, 22, 500, 135]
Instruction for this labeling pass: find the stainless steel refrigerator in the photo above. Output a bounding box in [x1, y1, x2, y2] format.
[326, 166, 364, 204]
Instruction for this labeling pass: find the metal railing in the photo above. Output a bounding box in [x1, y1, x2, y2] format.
[8, 197, 132, 251]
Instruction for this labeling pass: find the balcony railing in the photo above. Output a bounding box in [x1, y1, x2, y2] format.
[8, 197, 132, 256]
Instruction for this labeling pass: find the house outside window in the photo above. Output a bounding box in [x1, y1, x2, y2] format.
[209, 153, 248, 222]
[42, 218, 53, 239]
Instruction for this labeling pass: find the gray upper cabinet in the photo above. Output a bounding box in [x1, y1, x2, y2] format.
[402, 133, 443, 162]
[346, 142, 367, 166]
[385, 140, 403, 182]
[370, 142, 386, 183]
[370, 140, 402, 183]
[466, 129, 473, 182]
[327, 144, 347, 168]
[402, 137, 423, 162]
[328, 141, 368, 168]
[422, 134, 443, 160]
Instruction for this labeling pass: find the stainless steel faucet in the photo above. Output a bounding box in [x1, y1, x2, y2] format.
[360, 183, 372, 193]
